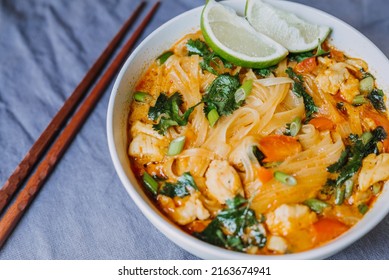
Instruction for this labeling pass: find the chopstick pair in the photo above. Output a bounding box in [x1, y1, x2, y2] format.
[0, 1, 160, 248]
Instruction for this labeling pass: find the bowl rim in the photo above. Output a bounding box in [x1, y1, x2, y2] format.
[107, 0, 389, 259]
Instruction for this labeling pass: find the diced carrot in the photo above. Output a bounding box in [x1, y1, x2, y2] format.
[361, 109, 389, 152]
[309, 117, 336, 131]
[259, 135, 302, 163]
[257, 167, 273, 184]
[313, 218, 349, 245]
[294, 57, 317, 74]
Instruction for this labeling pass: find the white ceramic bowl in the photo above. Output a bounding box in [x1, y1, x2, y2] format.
[107, 0, 389, 259]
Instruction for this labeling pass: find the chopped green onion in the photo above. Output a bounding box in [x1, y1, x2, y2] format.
[352, 94, 367, 106]
[157, 51, 174, 65]
[359, 76, 375, 95]
[234, 79, 253, 103]
[344, 179, 354, 199]
[167, 136, 186, 156]
[207, 108, 220, 127]
[335, 186, 345, 205]
[133, 91, 151, 102]
[142, 172, 159, 196]
[358, 203, 369, 215]
[304, 198, 330, 214]
[289, 117, 302, 137]
[274, 171, 297, 186]
[361, 131, 373, 145]
[372, 183, 381, 195]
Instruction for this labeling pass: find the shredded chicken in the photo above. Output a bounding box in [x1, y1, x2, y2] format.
[358, 153, 389, 191]
[315, 62, 360, 102]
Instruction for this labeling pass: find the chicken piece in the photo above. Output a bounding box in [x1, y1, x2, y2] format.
[128, 134, 165, 162]
[345, 58, 368, 73]
[315, 63, 350, 95]
[324, 205, 362, 226]
[339, 74, 360, 103]
[317, 56, 334, 68]
[205, 160, 244, 204]
[128, 121, 168, 162]
[358, 153, 389, 191]
[131, 120, 165, 139]
[267, 235, 288, 254]
[157, 193, 210, 225]
[266, 204, 317, 236]
[316, 61, 361, 102]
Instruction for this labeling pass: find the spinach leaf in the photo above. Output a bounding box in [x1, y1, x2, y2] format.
[286, 67, 318, 121]
[252, 146, 265, 165]
[326, 127, 387, 187]
[327, 147, 350, 173]
[202, 74, 242, 117]
[148, 92, 198, 135]
[194, 194, 267, 252]
[367, 88, 386, 112]
[187, 39, 232, 75]
[159, 172, 198, 198]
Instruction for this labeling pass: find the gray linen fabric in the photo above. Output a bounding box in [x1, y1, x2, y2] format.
[0, 0, 388, 259]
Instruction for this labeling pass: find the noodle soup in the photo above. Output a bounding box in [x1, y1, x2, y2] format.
[126, 30, 389, 255]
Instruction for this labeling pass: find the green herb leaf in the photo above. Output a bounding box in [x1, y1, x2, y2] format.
[254, 65, 277, 77]
[252, 146, 265, 165]
[187, 39, 232, 75]
[202, 74, 242, 118]
[326, 127, 387, 187]
[327, 147, 350, 173]
[288, 51, 314, 62]
[148, 92, 199, 135]
[286, 67, 318, 121]
[367, 88, 386, 112]
[288, 40, 329, 62]
[159, 172, 198, 198]
[194, 194, 267, 252]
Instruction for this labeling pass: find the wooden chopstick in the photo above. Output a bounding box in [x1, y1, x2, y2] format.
[0, 1, 161, 248]
[0, 1, 146, 214]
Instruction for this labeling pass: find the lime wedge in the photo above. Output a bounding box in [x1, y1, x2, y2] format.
[245, 0, 331, 53]
[201, 0, 288, 68]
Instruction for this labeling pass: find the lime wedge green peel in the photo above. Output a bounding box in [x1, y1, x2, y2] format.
[201, 0, 288, 68]
[245, 0, 331, 53]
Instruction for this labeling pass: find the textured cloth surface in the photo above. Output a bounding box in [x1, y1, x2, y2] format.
[0, 0, 388, 260]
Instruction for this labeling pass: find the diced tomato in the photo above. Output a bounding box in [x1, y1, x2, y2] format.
[259, 135, 302, 163]
[294, 57, 317, 74]
[257, 167, 273, 184]
[309, 117, 336, 131]
[313, 218, 349, 245]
